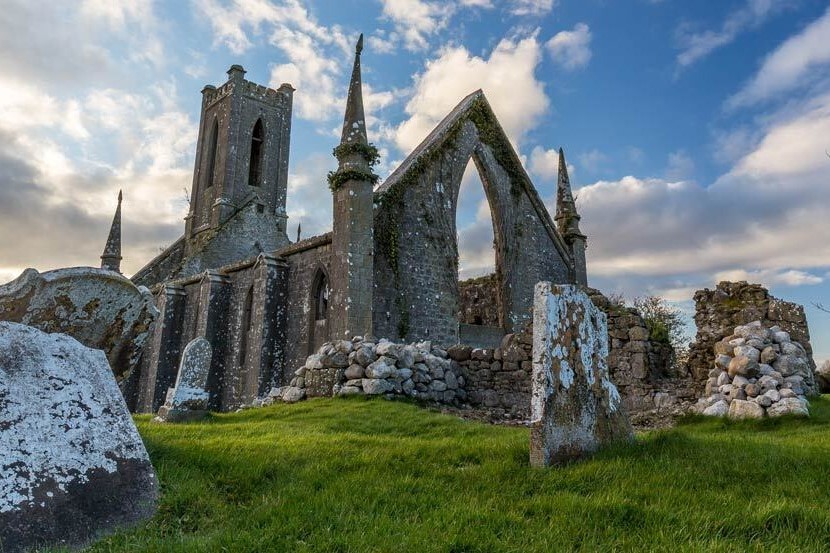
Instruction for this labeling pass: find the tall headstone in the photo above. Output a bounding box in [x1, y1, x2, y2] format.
[529, 283, 633, 467]
[156, 337, 213, 422]
[0, 322, 157, 552]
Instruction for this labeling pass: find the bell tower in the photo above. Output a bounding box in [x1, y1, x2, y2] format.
[185, 65, 294, 247]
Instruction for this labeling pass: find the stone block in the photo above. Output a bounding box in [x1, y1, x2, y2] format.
[0, 267, 157, 384]
[0, 322, 157, 552]
[529, 283, 632, 467]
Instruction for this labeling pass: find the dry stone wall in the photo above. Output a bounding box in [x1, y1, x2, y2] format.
[695, 321, 814, 418]
[283, 337, 465, 404]
[587, 289, 697, 421]
[689, 281, 814, 382]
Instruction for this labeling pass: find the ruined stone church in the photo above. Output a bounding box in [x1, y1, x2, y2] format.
[114, 35, 588, 413]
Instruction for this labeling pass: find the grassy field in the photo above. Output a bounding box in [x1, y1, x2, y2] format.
[88, 396, 830, 552]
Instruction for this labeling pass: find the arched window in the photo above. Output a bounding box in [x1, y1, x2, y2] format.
[314, 273, 328, 321]
[248, 119, 264, 187]
[206, 119, 219, 188]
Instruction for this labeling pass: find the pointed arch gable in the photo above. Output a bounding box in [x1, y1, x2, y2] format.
[372, 91, 576, 345]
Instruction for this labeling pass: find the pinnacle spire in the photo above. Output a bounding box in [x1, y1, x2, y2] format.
[100, 190, 123, 273]
[340, 33, 367, 146]
[555, 148, 582, 237]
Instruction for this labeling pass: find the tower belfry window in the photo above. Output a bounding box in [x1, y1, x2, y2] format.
[248, 119, 264, 187]
[206, 119, 218, 188]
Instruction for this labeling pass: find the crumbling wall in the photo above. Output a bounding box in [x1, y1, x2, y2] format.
[688, 281, 814, 383]
[458, 273, 501, 326]
[588, 289, 697, 418]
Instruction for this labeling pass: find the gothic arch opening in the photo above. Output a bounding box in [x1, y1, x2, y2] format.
[309, 269, 329, 354]
[456, 159, 505, 346]
[248, 118, 264, 187]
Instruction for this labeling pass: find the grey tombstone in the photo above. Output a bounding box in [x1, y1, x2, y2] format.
[529, 283, 633, 467]
[0, 321, 158, 553]
[156, 337, 212, 422]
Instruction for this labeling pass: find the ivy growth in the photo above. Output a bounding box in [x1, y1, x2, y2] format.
[327, 168, 380, 192]
[333, 142, 381, 167]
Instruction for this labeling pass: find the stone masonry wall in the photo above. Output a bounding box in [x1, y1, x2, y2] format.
[688, 281, 814, 383]
[588, 289, 697, 418]
[458, 273, 501, 326]
[372, 92, 573, 346]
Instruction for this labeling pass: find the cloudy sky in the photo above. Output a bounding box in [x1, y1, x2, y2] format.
[1, 0, 829, 360]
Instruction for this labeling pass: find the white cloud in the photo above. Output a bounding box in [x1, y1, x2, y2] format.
[567, 92, 830, 290]
[546, 23, 592, 70]
[676, 0, 787, 68]
[529, 146, 559, 180]
[728, 6, 830, 107]
[378, 0, 452, 52]
[509, 0, 555, 17]
[714, 268, 823, 287]
[395, 34, 549, 153]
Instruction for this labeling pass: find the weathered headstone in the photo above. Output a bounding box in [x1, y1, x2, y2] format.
[529, 283, 633, 467]
[0, 267, 157, 385]
[0, 322, 157, 553]
[156, 337, 212, 422]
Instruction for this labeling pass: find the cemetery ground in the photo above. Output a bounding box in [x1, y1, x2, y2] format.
[88, 396, 830, 552]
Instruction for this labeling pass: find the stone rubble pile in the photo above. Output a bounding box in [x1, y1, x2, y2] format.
[696, 321, 815, 419]
[279, 337, 466, 404]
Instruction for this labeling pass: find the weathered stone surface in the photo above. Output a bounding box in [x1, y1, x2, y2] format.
[728, 399, 764, 419]
[155, 337, 212, 422]
[0, 267, 157, 384]
[703, 400, 729, 417]
[767, 397, 809, 417]
[281, 386, 306, 403]
[529, 283, 632, 467]
[0, 322, 157, 553]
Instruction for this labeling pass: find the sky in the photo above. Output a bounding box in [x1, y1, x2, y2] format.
[1, 0, 829, 361]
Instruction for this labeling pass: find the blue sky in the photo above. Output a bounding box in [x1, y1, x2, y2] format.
[0, 0, 829, 360]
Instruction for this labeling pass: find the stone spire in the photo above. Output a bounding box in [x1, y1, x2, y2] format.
[100, 190, 123, 273]
[340, 33, 367, 146]
[554, 148, 588, 286]
[554, 148, 582, 237]
[330, 33, 375, 340]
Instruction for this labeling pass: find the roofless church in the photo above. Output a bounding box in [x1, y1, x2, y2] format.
[102, 35, 588, 413]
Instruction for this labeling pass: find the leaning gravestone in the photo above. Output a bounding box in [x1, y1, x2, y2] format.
[529, 283, 633, 467]
[0, 321, 157, 553]
[0, 267, 157, 384]
[156, 337, 212, 422]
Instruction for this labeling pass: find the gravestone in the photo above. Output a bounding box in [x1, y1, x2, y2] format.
[156, 337, 212, 422]
[0, 267, 157, 385]
[0, 322, 157, 553]
[529, 283, 633, 467]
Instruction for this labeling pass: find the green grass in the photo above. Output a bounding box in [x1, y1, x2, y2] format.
[88, 396, 830, 552]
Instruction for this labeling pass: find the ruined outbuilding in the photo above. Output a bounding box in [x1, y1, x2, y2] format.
[115, 36, 587, 413]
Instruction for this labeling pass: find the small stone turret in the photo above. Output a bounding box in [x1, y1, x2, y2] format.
[329, 33, 375, 339]
[100, 190, 123, 273]
[555, 148, 587, 286]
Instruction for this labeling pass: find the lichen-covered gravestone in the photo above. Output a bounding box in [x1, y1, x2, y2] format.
[529, 283, 633, 467]
[0, 267, 157, 384]
[156, 337, 212, 422]
[0, 322, 157, 553]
